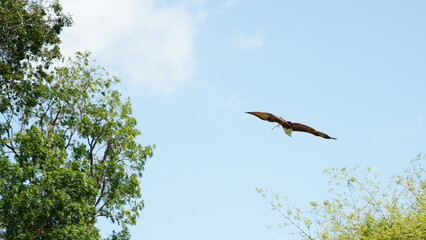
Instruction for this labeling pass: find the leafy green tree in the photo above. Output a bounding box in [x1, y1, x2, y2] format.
[0, 0, 72, 117]
[257, 155, 426, 240]
[0, 0, 71, 80]
[0, 52, 153, 240]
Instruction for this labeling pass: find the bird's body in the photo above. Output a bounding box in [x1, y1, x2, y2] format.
[246, 111, 336, 140]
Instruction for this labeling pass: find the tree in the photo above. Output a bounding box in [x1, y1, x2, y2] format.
[0, 52, 153, 239]
[0, 0, 72, 117]
[257, 155, 426, 240]
[0, 0, 71, 80]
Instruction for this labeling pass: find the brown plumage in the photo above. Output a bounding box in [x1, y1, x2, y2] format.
[246, 111, 336, 140]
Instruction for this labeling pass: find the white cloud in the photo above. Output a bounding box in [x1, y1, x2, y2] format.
[231, 31, 266, 50]
[60, 0, 140, 56]
[192, 0, 208, 4]
[60, 0, 205, 95]
[221, 0, 239, 9]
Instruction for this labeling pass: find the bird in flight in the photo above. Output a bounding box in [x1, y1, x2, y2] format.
[246, 111, 336, 140]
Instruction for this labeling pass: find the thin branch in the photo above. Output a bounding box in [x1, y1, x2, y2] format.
[273, 204, 315, 240]
[96, 197, 112, 216]
[88, 137, 95, 177]
[48, 110, 62, 133]
[4, 143, 19, 156]
[95, 177, 107, 207]
[101, 141, 112, 163]
[343, 173, 389, 224]
[64, 128, 75, 150]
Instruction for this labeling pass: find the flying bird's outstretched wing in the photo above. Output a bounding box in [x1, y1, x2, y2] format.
[245, 111, 286, 124]
[291, 122, 336, 140]
[246, 111, 336, 140]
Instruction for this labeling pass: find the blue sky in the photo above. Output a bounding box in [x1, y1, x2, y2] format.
[60, 0, 426, 239]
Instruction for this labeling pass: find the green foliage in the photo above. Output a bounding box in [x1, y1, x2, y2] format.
[0, 2, 152, 238]
[0, 0, 72, 80]
[0, 0, 72, 117]
[0, 52, 153, 239]
[257, 155, 426, 240]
